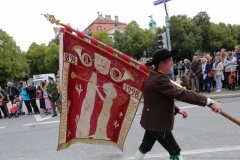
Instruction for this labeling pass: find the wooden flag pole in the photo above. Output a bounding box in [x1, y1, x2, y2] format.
[41, 13, 142, 68]
[170, 80, 240, 126]
[42, 13, 240, 127]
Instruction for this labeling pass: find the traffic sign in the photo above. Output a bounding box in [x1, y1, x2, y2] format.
[153, 0, 171, 6]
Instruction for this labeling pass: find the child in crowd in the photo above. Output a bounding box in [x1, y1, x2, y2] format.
[41, 83, 52, 115]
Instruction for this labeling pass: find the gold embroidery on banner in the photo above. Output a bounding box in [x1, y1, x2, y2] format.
[58, 62, 69, 144]
[57, 31, 146, 151]
[117, 96, 138, 147]
[64, 31, 148, 76]
[57, 138, 122, 151]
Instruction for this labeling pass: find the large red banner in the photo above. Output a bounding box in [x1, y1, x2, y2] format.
[57, 30, 149, 151]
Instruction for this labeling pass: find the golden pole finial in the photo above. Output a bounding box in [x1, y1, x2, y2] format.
[41, 13, 61, 25]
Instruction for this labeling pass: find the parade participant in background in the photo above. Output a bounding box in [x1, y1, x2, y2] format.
[7, 82, 20, 105]
[47, 76, 62, 117]
[134, 48, 222, 160]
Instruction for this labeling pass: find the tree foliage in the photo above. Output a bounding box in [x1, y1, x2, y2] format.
[114, 21, 151, 60]
[44, 41, 59, 73]
[170, 15, 202, 60]
[0, 29, 29, 87]
[92, 31, 114, 47]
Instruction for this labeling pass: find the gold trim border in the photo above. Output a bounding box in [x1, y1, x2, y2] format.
[58, 62, 69, 147]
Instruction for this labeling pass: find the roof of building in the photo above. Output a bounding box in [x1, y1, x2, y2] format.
[83, 15, 127, 35]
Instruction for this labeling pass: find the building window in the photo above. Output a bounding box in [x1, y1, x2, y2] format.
[97, 26, 103, 31]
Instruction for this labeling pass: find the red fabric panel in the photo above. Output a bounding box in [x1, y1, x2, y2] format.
[140, 64, 150, 73]
[77, 31, 84, 39]
[65, 25, 72, 32]
[121, 54, 131, 62]
[105, 46, 114, 54]
[90, 38, 98, 46]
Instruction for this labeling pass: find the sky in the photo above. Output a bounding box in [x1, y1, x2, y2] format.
[1, 0, 240, 52]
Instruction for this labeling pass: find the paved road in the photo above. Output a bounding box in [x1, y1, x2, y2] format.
[0, 97, 240, 160]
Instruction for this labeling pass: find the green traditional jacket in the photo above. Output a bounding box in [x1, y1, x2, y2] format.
[47, 82, 59, 101]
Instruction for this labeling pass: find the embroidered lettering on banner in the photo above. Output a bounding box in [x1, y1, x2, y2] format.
[64, 52, 77, 66]
[123, 83, 142, 99]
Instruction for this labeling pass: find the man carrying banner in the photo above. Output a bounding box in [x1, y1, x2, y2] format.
[134, 48, 222, 160]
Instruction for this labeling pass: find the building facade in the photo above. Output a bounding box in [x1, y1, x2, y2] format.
[83, 14, 127, 40]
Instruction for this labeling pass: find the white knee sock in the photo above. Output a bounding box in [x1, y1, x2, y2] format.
[178, 155, 184, 160]
[134, 149, 145, 160]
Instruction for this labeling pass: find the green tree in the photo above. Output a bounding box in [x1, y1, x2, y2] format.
[44, 42, 59, 73]
[0, 29, 29, 86]
[170, 15, 202, 60]
[114, 21, 146, 60]
[208, 23, 237, 52]
[26, 43, 48, 76]
[193, 11, 211, 52]
[92, 31, 114, 47]
[143, 29, 157, 57]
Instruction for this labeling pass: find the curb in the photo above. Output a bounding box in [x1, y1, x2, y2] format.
[140, 92, 240, 103]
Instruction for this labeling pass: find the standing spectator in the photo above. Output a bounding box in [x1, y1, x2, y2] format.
[7, 82, 20, 104]
[220, 48, 227, 88]
[212, 56, 224, 92]
[233, 45, 240, 86]
[47, 76, 62, 117]
[181, 59, 190, 74]
[0, 88, 9, 116]
[55, 73, 62, 103]
[167, 69, 173, 80]
[177, 61, 183, 77]
[180, 69, 191, 90]
[190, 56, 201, 92]
[41, 83, 52, 115]
[224, 51, 237, 91]
[22, 84, 33, 115]
[17, 82, 24, 113]
[208, 56, 215, 90]
[215, 51, 220, 57]
[201, 58, 211, 93]
[37, 82, 47, 113]
[26, 82, 40, 115]
[0, 91, 8, 119]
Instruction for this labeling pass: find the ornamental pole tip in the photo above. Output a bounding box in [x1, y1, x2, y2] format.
[42, 13, 61, 25]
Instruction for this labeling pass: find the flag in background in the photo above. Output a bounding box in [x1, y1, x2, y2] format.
[57, 28, 149, 151]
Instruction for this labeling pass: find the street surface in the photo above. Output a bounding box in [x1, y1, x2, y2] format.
[0, 97, 240, 160]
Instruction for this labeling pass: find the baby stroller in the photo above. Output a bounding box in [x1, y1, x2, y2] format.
[14, 97, 25, 115]
[9, 104, 19, 118]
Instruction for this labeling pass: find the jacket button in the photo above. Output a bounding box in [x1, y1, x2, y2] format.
[147, 108, 149, 111]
